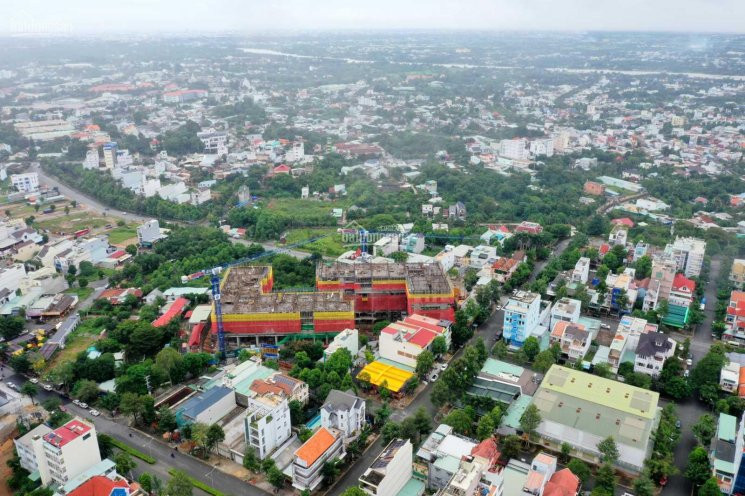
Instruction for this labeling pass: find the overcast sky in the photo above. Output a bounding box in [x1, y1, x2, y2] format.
[1, 0, 744, 35]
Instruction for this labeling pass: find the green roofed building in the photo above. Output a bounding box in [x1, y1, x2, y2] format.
[661, 302, 690, 328]
[467, 358, 539, 404]
[531, 365, 660, 474]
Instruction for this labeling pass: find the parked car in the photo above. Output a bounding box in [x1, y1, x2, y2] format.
[29, 378, 38, 384]
[89, 409, 100, 417]
[79, 402, 88, 409]
[439, 363, 449, 371]
[429, 373, 439, 382]
[6, 382, 16, 389]
[72, 399, 81, 406]
[43, 384, 53, 391]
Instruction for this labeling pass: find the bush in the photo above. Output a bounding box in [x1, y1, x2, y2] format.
[109, 437, 156, 464]
[167, 469, 227, 496]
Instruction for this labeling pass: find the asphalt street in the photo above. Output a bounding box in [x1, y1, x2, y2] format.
[664, 256, 721, 496]
[0, 367, 270, 496]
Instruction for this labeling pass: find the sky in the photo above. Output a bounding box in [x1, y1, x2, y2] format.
[1, 0, 744, 35]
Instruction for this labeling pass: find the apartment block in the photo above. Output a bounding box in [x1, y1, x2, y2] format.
[664, 236, 706, 278]
[41, 419, 101, 485]
[359, 439, 413, 496]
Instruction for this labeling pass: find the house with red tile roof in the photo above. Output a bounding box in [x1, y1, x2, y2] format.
[292, 427, 344, 491]
[98, 287, 143, 305]
[68, 475, 134, 496]
[152, 297, 188, 328]
[379, 314, 451, 368]
[724, 291, 745, 345]
[611, 217, 635, 228]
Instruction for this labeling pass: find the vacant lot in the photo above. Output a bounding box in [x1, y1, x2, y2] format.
[284, 228, 346, 256]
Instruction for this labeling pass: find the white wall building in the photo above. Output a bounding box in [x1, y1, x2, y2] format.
[245, 394, 292, 459]
[10, 173, 39, 192]
[0, 263, 26, 295]
[323, 328, 359, 359]
[14, 424, 52, 478]
[137, 219, 165, 246]
[359, 439, 413, 496]
[529, 138, 555, 157]
[292, 427, 345, 491]
[634, 331, 676, 378]
[321, 389, 366, 443]
[550, 298, 581, 329]
[379, 315, 450, 368]
[41, 418, 101, 486]
[83, 148, 100, 169]
[503, 291, 544, 347]
[102, 142, 117, 169]
[571, 257, 590, 284]
[665, 236, 706, 278]
[500, 139, 528, 160]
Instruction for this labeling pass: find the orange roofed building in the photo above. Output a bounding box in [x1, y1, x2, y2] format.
[292, 427, 345, 491]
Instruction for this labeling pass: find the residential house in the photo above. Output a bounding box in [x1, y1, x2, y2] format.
[292, 427, 345, 491]
[244, 390, 292, 459]
[359, 439, 416, 496]
[416, 424, 477, 490]
[40, 418, 101, 485]
[379, 314, 451, 369]
[664, 236, 706, 278]
[711, 412, 745, 495]
[724, 291, 745, 346]
[634, 331, 676, 378]
[321, 389, 366, 443]
[550, 322, 590, 363]
[731, 259, 745, 288]
[571, 257, 590, 284]
[503, 291, 549, 347]
[515, 221, 543, 235]
[721, 362, 741, 394]
[175, 386, 236, 426]
[550, 298, 582, 330]
[467, 358, 539, 404]
[661, 273, 695, 328]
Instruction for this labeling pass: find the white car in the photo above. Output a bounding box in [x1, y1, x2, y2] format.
[429, 373, 439, 382]
[6, 382, 16, 389]
[43, 384, 53, 391]
[79, 402, 88, 409]
[72, 399, 81, 406]
[89, 409, 100, 417]
[439, 363, 449, 371]
[30, 378, 39, 384]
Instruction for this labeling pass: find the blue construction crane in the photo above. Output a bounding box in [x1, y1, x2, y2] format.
[188, 233, 335, 359]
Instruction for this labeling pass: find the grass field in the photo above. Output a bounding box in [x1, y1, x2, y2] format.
[108, 226, 138, 244]
[64, 287, 94, 300]
[44, 322, 102, 372]
[284, 228, 346, 256]
[34, 212, 109, 234]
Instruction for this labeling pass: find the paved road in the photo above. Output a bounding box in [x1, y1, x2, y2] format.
[0, 368, 269, 496]
[528, 237, 572, 284]
[32, 164, 150, 225]
[665, 257, 721, 496]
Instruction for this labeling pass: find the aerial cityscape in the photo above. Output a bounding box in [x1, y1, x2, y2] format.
[0, 4, 744, 496]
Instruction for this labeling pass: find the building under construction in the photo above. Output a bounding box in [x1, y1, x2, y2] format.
[316, 262, 456, 324]
[208, 266, 354, 349]
[202, 262, 454, 351]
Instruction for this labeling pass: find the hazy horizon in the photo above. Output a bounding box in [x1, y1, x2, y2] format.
[1, 0, 744, 36]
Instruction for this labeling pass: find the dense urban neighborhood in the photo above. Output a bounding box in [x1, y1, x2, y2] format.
[0, 28, 745, 496]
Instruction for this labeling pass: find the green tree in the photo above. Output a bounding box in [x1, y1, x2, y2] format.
[243, 449, 260, 472]
[522, 337, 540, 361]
[492, 340, 508, 359]
[206, 424, 225, 453]
[20, 382, 38, 405]
[72, 379, 100, 404]
[699, 478, 724, 496]
[432, 336, 448, 355]
[476, 415, 496, 441]
[114, 452, 136, 478]
[692, 414, 717, 446]
[163, 470, 193, 496]
[632, 473, 655, 496]
[415, 350, 435, 379]
[391, 251, 408, 263]
[597, 436, 619, 464]
[158, 406, 178, 432]
[340, 488, 367, 496]
[685, 446, 712, 487]
[431, 379, 452, 408]
[268, 467, 285, 489]
[138, 473, 154, 494]
[560, 442, 572, 463]
[567, 459, 591, 486]
[119, 392, 145, 425]
[381, 422, 400, 445]
[443, 409, 473, 436]
[634, 255, 652, 279]
[519, 404, 541, 440]
[413, 407, 432, 435]
[532, 350, 556, 373]
[501, 435, 521, 460]
[595, 463, 617, 493]
[321, 458, 341, 486]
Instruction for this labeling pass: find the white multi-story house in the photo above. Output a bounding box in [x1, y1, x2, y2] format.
[634, 331, 676, 378]
[83, 148, 100, 169]
[379, 314, 450, 369]
[137, 219, 166, 246]
[244, 393, 292, 459]
[529, 138, 555, 157]
[292, 427, 345, 491]
[550, 321, 590, 363]
[53, 236, 109, 273]
[0, 263, 26, 295]
[197, 130, 228, 154]
[359, 439, 413, 496]
[285, 141, 305, 162]
[14, 424, 52, 476]
[643, 257, 677, 311]
[720, 362, 740, 393]
[102, 142, 117, 169]
[41, 418, 101, 485]
[499, 139, 528, 160]
[503, 291, 543, 347]
[321, 389, 366, 443]
[10, 173, 39, 192]
[665, 236, 706, 277]
[571, 257, 590, 284]
[550, 298, 581, 330]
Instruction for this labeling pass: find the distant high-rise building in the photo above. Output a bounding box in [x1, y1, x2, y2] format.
[102, 142, 117, 169]
[83, 148, 100, 169]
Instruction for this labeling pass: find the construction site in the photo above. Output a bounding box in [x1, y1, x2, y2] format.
[199, 262, 456, 352]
